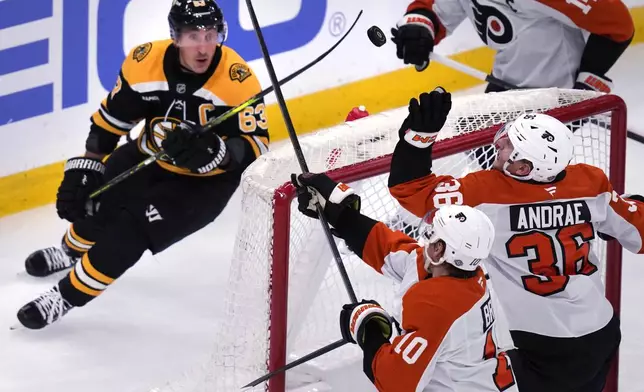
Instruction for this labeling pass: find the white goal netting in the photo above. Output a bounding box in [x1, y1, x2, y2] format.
[150, 88, 626, 392]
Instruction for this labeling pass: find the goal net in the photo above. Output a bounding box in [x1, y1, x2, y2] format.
[150, 88, 627, 392]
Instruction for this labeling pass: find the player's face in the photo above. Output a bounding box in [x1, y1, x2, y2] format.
[492, 134, 513, 171]
[492, 135, 533, 176]
[176, 28, 221, 74]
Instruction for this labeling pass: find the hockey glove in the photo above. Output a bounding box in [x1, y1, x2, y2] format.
[162, 121, 227, 174]
[391, 10, 437, 68]
[56, 157, 106, 222]
[340, 300, 393, 348]
[291, 172, 361, 229]
[400, 87, 452, 149]
[598, 194, 644, 241]
[574, 72, 614, 94]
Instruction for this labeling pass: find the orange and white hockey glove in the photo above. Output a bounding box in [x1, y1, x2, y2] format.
[574, 72, 614, 94]
[340, 299, 393, 347]
[391, 9, 437, 68]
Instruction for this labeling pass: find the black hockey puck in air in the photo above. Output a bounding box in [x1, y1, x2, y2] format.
[367, 26, 386, 47]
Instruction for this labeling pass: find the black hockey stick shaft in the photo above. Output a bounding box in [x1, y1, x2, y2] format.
[415, 52, 516, 90]
[242, 338, 348, 389]
[89, 20, 362, 200]
[245, 0, 360, 304]
[627, 130, 644, 144]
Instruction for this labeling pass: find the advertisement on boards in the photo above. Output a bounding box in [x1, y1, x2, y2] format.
[3, 0, 643, 177]
[0, 0, 410, 176]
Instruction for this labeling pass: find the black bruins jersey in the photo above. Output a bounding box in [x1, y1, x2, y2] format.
[88, 39, 269, 177]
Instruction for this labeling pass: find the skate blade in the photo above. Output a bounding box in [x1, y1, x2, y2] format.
[9, 322, 24, 331]
[16, 269, 71, 280]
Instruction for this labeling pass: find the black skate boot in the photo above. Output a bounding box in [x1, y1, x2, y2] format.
[25, 242, 80, 277]
[17, 285, 74, 329]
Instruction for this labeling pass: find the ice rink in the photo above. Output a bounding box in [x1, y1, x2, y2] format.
[1, 45, 644, 392]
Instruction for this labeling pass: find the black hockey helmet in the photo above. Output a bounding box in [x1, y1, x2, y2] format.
[168, 0, 228, 46]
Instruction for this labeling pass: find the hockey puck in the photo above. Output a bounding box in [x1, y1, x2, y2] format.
[367, 26, 386, 47]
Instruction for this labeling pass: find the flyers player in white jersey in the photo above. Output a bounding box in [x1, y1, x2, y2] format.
[292, 173, 519, 391]
[393, 0, 634, 173]
[392, 0, 634, 93]
[388, 87, 644, 392]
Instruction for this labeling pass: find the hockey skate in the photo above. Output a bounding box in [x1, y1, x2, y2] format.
[16, 285, 73, 329]
[25, 242, 79, 277]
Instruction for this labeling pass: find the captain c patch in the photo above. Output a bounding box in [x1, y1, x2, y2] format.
[133, 42, 153, 62]
[229, 63, 251, 83]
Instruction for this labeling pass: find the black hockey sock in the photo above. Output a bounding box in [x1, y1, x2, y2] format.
[62, 223, 96, 257]
[58, 209, 149, 307]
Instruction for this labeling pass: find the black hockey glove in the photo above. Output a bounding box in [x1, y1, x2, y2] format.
[291, 172, 361, 229]
[340, 300, 393, 347]
[56, 157, 105, 222]
[598, 194, 644, 241]
[161, 122, 227, 174]
[574, 72, 614, 94]
[400, 87, 452, 149]
[391, 9, 437, 69]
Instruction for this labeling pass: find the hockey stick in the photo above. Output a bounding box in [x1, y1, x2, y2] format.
[89, 17, 363, 200]
[240, 4, 361, 388]
[420, 53, 644, 145]
[416, 53, 516, 91]
[242, 267, 484, 389]
[241, 338, 348, 389]
[245, 0, 360, 304]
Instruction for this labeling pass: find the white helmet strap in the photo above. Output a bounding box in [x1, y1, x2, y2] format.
[502, 152, 536, 182]
[496, 125, 537, 182]
[423, 235, 447, 272]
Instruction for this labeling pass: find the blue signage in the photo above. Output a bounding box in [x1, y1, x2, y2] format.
[0, 0, 328, 126]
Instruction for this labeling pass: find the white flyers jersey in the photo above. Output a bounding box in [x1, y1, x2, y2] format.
[406, 0, 633, 88]
[360, 222, 519, 392]
[390, 163, 644, 338]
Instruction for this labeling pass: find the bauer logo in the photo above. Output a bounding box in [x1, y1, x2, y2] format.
[0, 0, 327, 127]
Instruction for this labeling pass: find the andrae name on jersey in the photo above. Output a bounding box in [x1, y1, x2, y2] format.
[510, 200, 591, 231]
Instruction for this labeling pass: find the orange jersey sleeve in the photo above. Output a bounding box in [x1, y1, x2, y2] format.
[389, 171, 493, 218]
[361, 222, 428, 281]
[536, 0, 633, 41]
[405, 0, 449, 43]
[371, 270, 487, 391]
[596, 175, 644, 254]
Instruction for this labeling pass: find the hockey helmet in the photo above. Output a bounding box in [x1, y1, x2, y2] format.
[418, 205, 495, 272]
[169, 0, 228, 47]
[494, 113, 574, 183]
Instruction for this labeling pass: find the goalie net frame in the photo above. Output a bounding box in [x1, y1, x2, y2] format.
[268, 94, 627, 392]
[147, 90, 628, 392]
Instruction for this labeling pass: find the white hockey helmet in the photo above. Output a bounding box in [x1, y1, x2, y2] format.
[418, 205, 495, 272]
[495, 113, 574, 183]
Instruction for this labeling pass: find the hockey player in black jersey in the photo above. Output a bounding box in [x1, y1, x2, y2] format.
[16, 0, 269, 329]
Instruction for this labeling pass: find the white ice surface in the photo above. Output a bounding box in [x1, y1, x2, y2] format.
[1, 45, 644, 392]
